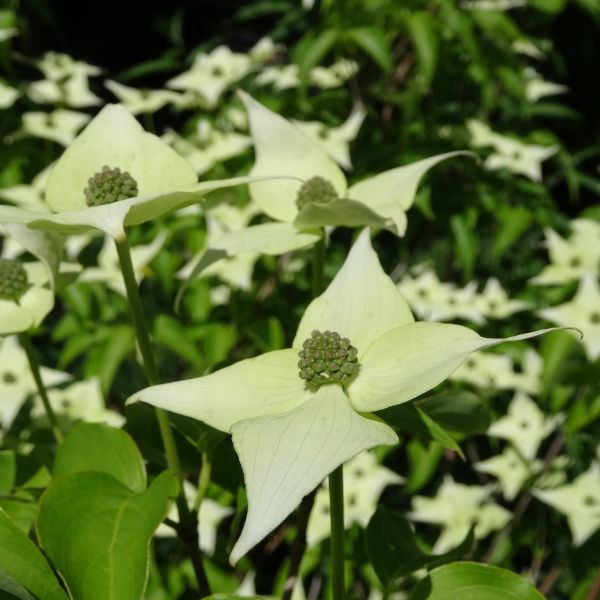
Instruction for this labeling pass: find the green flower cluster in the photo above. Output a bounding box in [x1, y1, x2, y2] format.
[0, 258, 28, 301]
[84, 165, 139, 207]
[298, 329, 358, 389]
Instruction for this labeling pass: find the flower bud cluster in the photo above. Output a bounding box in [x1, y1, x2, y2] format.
[84, 165, 139, 207]
[298, 329, 358, 389]
[0, 259, 28, 301]
[296, 176, 338, 210]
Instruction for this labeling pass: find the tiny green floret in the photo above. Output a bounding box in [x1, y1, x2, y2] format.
[0, 259, 28, 301]
[298, 329, 358, 389]
[84, 165, 139, 207]
[296, 176, 338, 210]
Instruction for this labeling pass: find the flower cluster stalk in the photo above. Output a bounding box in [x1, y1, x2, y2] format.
[114, 236, 210, 595]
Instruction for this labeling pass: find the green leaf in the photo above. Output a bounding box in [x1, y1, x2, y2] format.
[294, 198, 389, 229]
[541, 330, 576, 390]
[154, 314, 203, 368]
[407, 12, 439, 86]
[345, 26, 393, 73]
[416, 391, 491, 434]
[37, 471, 176, 600]
[408, 561, 547, 600]
[406, 439, 443, 493]
[415, 407, 465, 459]
[53, 423, 146, 493]
[366, 507, 474, 586]
[450, 213, 478, 282]
[294, 28, 340, 84]
[202, 596, 264, 600]
[0, 451, 16, 492]
[0, 509, 68, 600]
[491, 206, 532, 262]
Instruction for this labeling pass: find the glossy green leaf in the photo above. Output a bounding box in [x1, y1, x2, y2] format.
[366, 507, 473, 586]
[408, 12, 439, 86]
[408, 561, 547, 600]
[0, 509, 68, 600]
[346, 26, 393, 73]
[37, 471, 176, 600]
[53, 422, 146, 492]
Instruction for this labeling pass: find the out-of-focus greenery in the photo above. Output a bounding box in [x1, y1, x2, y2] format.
[1, 0, 599, 599]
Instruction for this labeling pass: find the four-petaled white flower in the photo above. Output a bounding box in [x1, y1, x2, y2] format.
[128, 228, 561, 562]
[533, 462, 600, 546]
[538, 274, 600, 360]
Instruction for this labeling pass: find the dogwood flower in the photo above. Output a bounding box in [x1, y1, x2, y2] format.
[0, 336, 70, 430]
[128, 228, 562, 562]
[31, 377, 124, 428]
[533, 462, 600, 545]
[538, 274, 600, 360]
[28, 72, 102, 108]
[0, 81, 18, 108]
[306, 450, 403, 546]
[79, 231, 167, 296]
[476, 447, 543, 501]
[104, 80, 181, 115]
[531, 220, 600, 285]
[487, 391, 563, 460]
[524, 68, 567, 103]
[0, 104, 269, 240]
[475, 278, 531, 319]
[0, 165, 52, 212]
[21, 110, 90, 146]
[409, 477, 511, 553]
[512, 39, 545, 60]
[36, 52, 101, 80]
[215, 92, 466, 258]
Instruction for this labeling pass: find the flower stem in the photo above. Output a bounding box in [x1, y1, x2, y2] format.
[329, 464, 345, 600]
[114, 236, 210, 595]
[18, 332, 63, 444]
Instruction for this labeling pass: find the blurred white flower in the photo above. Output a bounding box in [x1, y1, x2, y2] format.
[167, 46, 253, 108]
[306, 450, 403, 546]
[104, 80, 181, 115]
[28, 72, 102, 108]
[249, 37, 281, 63]
[531, 219, 600, 285]
[0, 26, 18, 42]
[512, 39, 545, 60]
[0, 165, 52, 212]
[538, 274, 600, 360]
[476, 447, 542, 501]
[0, 81, 18, 108]
[294, 107, 366, 170]
[80, 232, 167, 296]
[461, 0, 527, 10]
[475, 278, 531, 319]
[487, 391, 563, 460]
[255, 60, 358, 91]
[255, 64, 301, 90]
[36, 52, 101, 80]
[21, 110, 91, 146]
[409, 477, 511, 553]
[524, 68, 567, 103]
[0, 336, 70, 430]
[534, 462, 600, 545]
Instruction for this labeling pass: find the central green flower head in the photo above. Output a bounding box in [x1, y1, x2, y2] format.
[298, 329, 358, 389]
[296, 176, 338, 210]
[0, 259, 28, 301]
[84, 165, 139, 207]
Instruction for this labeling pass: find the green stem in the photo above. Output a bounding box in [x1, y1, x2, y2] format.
[193, 452, 212, 513]
[114, 236, 210, 595]
[329, 464, 345, 600]
[18, 333, 64, 444]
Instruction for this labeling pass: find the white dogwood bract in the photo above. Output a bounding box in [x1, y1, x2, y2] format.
[128, 228, 564, 562]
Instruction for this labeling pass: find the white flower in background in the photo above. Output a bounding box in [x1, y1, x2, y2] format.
[248, 37, 281, 63]
[476, 447, 542, 501]
[467, 119, 558, 181]
[512, 39, 545, 60]
[31, 377, 124, 427]
[0, 81, 18, 108]
[28, 72, 102, 108]
[409, 477, 511, 553]
[104, 80, 181, 115]
[36, 52, 101, 80]
[0, 165, 52, 212]
[451, 348, 542, 395]
[533, 462, 600, 546]
[156, 481, 234, 555]
[538, 274, 600, 360]
[0, 26, 18, 42]
[167, 46, 253, 108]
[178, 201, 261, 300]
[163, 120, 251, 176]
[80, 231, 167, 296]
[306, 450, 403, 546]
[294, 107, 366, 170]
[255, 64, 301, 90]
[524, 68, 567, 103]
[21, 110, 91, 146]
[531, 219, 600, 285]
[255, 60, 358, 91]
[0, 336, 70, 430]
[487, 391, 563, 460]
[476, 278, 531, 319]
[461, 0, 527, 10]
